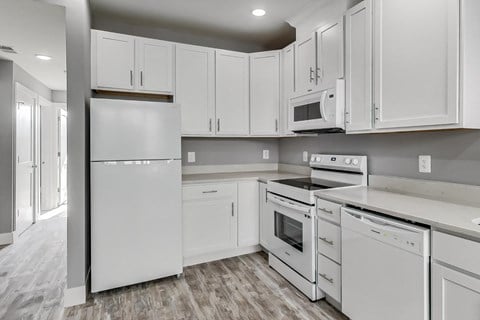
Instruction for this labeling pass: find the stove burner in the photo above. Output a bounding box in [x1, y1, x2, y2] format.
[273, 178, 350, 191]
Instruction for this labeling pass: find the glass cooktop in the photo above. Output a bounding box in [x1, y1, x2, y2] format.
[273, 178, 350, 191]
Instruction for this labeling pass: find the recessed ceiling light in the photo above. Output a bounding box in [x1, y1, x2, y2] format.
[35, 54, 52, 61]
[252, 9, 266, 17]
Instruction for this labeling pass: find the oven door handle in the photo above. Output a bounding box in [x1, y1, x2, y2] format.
[267, 194, 312, 214]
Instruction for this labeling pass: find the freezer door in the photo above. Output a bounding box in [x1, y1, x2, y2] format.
[91, 159, 182, 292]
[91, 98, 181, 161]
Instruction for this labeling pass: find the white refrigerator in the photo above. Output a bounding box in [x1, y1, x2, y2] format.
[90, 98, 182, 293]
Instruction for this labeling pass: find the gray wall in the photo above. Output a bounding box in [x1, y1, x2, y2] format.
[279, 131, 480, 186]
[13, 64, 52, 101]
[52, 90, 67, 103]
[92, 15, 266, 53]
[182, 138, 279, 166]
[0, 60, 14, 234]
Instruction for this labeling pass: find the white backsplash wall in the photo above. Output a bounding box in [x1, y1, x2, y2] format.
[182, 138, 279, 166]
[279, 131, 480, 186]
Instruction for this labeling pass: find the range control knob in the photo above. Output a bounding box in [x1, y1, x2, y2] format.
[352, 159, 359, 166]
[345, 158, 352, 165]
[316, 156, 322, 162]
[311, 155, 315, 162]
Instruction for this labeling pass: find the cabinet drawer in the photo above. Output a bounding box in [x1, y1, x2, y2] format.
[433, 231, 480, 276]
[183, 183, 237, 201]
[317, 219, 341, 264]
[317, 254, 341, 303]
[316, 198, 341, 224]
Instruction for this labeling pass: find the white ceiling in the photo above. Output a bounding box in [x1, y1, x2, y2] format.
[91, 0, 314, 49]
[0, 0, 66, 90]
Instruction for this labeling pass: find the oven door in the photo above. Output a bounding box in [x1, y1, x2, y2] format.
[267, 192, 315, 282]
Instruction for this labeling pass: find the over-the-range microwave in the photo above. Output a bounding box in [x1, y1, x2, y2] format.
[288, 79, 345, 134]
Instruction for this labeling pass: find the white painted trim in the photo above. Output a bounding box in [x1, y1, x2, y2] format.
[64, 285, 86, 308]
[0, 232, 14, 245]
[278, 163, 312, 175]
[183, 245, 261, 267]
[182, 163, 278, 175]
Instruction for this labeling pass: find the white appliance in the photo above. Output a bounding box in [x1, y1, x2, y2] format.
[288, 79, 345, 133]
[266, 154, 367, 301]
[341, 207, 430, 320]
[90, 98, 183, 293]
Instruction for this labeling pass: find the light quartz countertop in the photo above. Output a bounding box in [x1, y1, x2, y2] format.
[316, 186, 480, 239]
[182, 171, 306, 184]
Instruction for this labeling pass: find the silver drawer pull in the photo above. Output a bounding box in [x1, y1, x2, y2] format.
[202, 190, 218, 194]
[319, 273, 334, 284]
[319, 207, 334, 215]
[319, 236, 334, 246]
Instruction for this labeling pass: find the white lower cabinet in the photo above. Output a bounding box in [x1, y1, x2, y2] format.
[238, 181, 259, 247]
[259, 182, 269, 249]
[182, 183, 237, 259]
[317, 254, 341, 303]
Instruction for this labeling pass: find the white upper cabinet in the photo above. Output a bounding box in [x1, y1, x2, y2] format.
[176, 44, 215, 136]
[295, 34, 317, 95]
[373, 0, 459, 129]
[215, 50, 250, 136]
[93, 30, 135, 91]
[250, 51, 280, 136]
[91, 30, 174, 94]
[345, 0, 373, 132]
[316, 18, 344, 91]
[281, 43, 296, 136]
[136, 37, 174, 94]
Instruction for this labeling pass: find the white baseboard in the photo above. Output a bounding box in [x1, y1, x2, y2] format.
[64, 285, 86, 308]
[182, 163, 278, 175]
[0, 232, 14, 246]
[183, 245, 262, 267]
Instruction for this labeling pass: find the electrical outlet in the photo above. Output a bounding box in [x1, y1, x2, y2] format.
[419, 155, 431, 173]
[187, 152, 196, 163]
[303, 151, 309, 162]
[263, 150, 269, 160]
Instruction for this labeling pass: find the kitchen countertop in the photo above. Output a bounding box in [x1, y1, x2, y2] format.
[316, 186, 480, 239]
[182, 171, 306, 184]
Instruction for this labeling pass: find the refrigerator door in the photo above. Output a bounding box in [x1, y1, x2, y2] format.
[91, 98, 181, 161]
[91, 159, 182, 293]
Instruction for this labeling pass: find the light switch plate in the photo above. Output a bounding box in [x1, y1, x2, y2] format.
[419, 155, 431, 173]
[187, 152, 196, 163]
[303, 151, 309, 162]
[263, 150, 269, 160]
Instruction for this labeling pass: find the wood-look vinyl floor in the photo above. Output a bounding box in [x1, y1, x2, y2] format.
[0, 212, 347, 320]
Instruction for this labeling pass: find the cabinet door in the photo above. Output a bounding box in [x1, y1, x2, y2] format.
[259, 182, 269, 248]
[183, 183, 237, 258]
[250, 51, 280, 136]
[295, 34, 317, 95]
[373, 0, 459, 129]
[176, 44, 215, 136]
[316, 18, 344, 91]
[238, 181, 260, 247]
[215, 50, 250, 135]
[136, 38, 174, 94]
[432, 263, 480, 320]
[345, 0, 373, 132]
[281, 43, 296, 136]
[94, 30, 135, 90]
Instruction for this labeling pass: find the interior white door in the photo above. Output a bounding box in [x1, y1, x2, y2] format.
[58, 109, 67, 204]
[432, 263, 480, 320]
[345, 0, 373, 132]
[317, 18, 344, 90]
[136, 37, 174, 94]
[373, 0, 459, 129]
[15, 84, 37, 235]
[250, 51, 280, 136]
[238, 181, 259, 247]
[295, 34, 317, 95]
[215, 50, 250, 135]
[281, 43, 295, 136]
[94, 30, 135, 91]
[176, 44, 215, 135]
[40, 99, 58, 211]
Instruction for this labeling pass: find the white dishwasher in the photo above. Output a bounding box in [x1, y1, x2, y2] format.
[341, 207, 430, 320]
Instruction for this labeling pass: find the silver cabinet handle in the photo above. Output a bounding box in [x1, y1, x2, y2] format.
[318, 207, 334, 215]
[316, 67, 322, 81]
[217, 119, 220, 132]
[140, 71, 143, 86]
[209, 119, 212, 132]
[202, 190, 218, 194]
[319, 236, 334, 246]
[231, 202, 234, 217]
[345, 111, 350, 124]
[275, 119, 278, 132]
[319, 273, 334, 284]
[309, 67, 315, 82]
[130, 70, 133, 86]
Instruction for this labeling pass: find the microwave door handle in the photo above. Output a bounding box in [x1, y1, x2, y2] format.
[320, 90, 328, 121]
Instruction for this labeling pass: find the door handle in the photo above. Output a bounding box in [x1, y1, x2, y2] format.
[318, 236, 334, 246]
[217, 119, 220, 132]
[231, 202, 234, 217]
[275, 119, 278, 132]
[318, 207, 334, 215]
[130, 70, 133, 86]
[202, 190, 218, 194]
[319, 273, 334, 284]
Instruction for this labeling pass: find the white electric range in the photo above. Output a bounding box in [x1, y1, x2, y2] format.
[266, 154, 368, 301]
